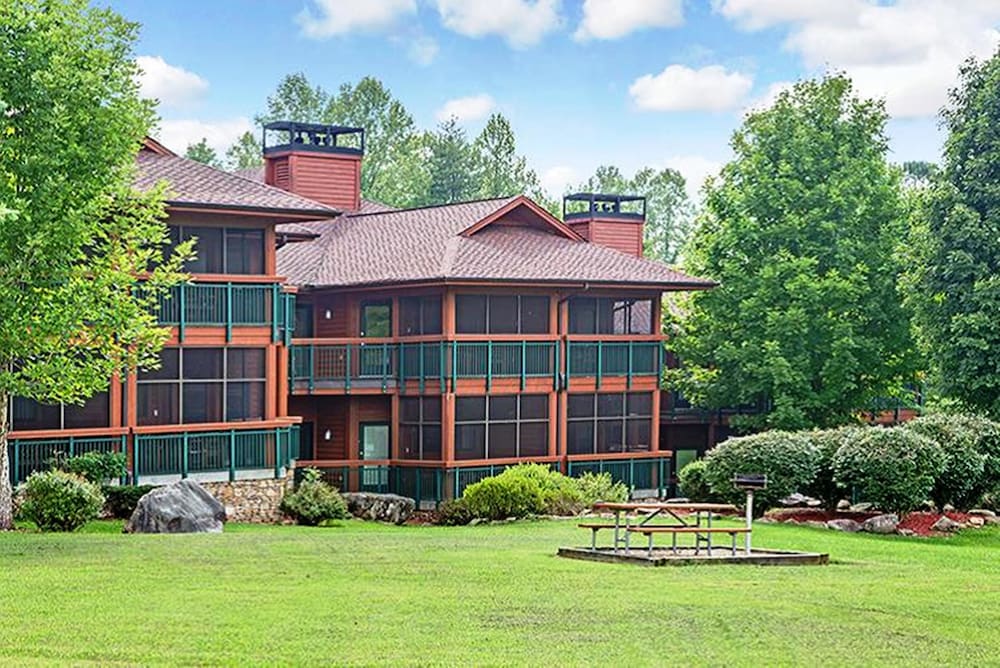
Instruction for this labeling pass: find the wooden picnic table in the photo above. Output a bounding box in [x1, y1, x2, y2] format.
[584, 501, 745, 556]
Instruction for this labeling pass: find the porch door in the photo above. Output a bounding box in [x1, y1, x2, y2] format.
[359, 301, 392, 378]
[359, 422, 390, 491]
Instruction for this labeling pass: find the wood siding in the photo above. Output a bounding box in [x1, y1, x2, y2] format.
[265, 151, 361, 212]
[567, 218, 644, 257]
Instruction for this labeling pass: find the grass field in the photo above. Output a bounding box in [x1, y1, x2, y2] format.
[0, 519, 997, 666]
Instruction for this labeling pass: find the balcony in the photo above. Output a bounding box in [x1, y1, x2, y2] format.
[145, 282, 296, 343]
[7, 431, 127, 486]
[289, 339, 663, 394]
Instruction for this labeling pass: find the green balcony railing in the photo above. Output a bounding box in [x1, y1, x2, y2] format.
[567, 456, 671, 497]
[567, 340, 662, 388]
[148, 282, 295, 343]
[451, 341, 558, 391]
[133, 425, 299, 484]
[290, 343, 398, 392]
[7, 434, 126, 486]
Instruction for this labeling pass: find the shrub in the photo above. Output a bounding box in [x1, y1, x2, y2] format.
[703, 431, 819, 514]
[55, 451, 127, 485]
[102, 485, 158, 519]
[803, 426, 865, 509]
[575, 471, 629, 506]
[944, 414, 1000, 499]
[18, 470, 105, 532]
[903, 415, 987, 509]
[279, 468, 349, 526]
[462, 469, 546, 520]
[833, 427, 944, 515]
[677, 460, 714, 502]
[435, 498, 473, 526]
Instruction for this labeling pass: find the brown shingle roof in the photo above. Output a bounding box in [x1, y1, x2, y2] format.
[276, 196, 713, 289]
[135, 152, 338, 216]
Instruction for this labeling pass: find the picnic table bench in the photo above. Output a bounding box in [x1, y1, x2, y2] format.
[581, 501, 745, 556]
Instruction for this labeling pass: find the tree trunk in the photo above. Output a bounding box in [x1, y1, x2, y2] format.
[0, 391, 11, 530]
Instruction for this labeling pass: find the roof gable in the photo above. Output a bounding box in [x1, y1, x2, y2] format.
[460, 195, 584, 241]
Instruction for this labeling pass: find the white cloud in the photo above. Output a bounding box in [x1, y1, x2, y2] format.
[663, 155, 723, 199]
[745, 80, 795, 114]
[575, 0, 683, 41]
[540, 165, 578, 196]
[296, 0, 416, 38]
[629, 64, 753, 112]
[408, 35, 439, 66]
[434, 0, 562, 48]
[435, 94, 496, 123]
[715, 0, 1000, 118]
[135, 56, 208, 110]
[153, 117, 254, 156]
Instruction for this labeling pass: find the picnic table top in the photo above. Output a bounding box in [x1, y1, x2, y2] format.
[592, 502, 739, 512]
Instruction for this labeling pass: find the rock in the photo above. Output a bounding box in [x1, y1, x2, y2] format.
[931, 515, 962, 533]
[469, 518, 485, 526]
[836, 499, 851, 511]
[779, 492, 819, 508]
[897, 528, 915, 537]
[756, 516, 777, 524]
[850, 502, 873, 512]
[806, 498, 823, 507]
[943, 503, 956, 513]
[967, 516, 985, 527]
[802, 520, 828, 529]
[861, 513, 899, 534]
[985, 516, 1000, 526]
[968, 509, 997, 518]
[826, 519, 862, 532]
[341, 492, 415, 525]
[124, 480, 226, 534]
[665, 497, 690, 504]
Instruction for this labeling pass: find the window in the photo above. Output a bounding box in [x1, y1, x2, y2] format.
[455, 295, 550, 334]
[168, 225, 265, 275]
[400, 296, 442, 336]
[567, 392, 652, 455]
[568, 297, 654, 334]
[399, 397, 442, 460]
[10, 392, 110, 431]
[137, 347, 266, 425]
[454, 394, 549, 460]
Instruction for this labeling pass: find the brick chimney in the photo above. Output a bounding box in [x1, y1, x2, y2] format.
[263, 121, 363, 212]
[563, 193, 645, 257]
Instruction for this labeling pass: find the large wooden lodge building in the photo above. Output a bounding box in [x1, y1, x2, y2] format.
[5, 122, 786, 502]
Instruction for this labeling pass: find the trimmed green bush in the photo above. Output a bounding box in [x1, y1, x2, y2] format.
[677, 460, 714, 502]
[280, 468, 349, 526]
[460, 464, 592, 520]
[803, 426, 865, 509]
[703, 431, 819, 514]
[18, 470, 105, 531]
[943, 414, 1000, 502]
[833, 427, 944, 515]
[102, 485, 158, 519]
[435, 498, 473, 526]
[54, 451, 127, 485]
[903, 415, 986, 509]
[574, 471, 629, 506]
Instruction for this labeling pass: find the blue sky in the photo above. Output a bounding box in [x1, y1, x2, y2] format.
[107, 0, 1000, 197]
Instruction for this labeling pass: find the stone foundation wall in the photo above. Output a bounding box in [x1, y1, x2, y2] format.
[201, 474, 293, 523]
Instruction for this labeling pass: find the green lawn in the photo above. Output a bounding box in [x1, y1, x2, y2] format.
[0, 519, 997, 667]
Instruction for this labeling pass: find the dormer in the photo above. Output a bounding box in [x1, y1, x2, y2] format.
[263, 121, 364, 212]
[563, 193, 646, 257]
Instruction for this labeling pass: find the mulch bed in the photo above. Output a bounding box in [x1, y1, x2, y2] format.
[765, 507, 972, 537]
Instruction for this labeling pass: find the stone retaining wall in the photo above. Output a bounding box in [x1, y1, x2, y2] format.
[201, 474, 293, 523]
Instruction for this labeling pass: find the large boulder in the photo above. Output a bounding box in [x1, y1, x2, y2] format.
[861, 513, 899, 534]
[826, 518, 862, 532]
[931, 515, 962, 533]
[124, 480, 226, 534]
[341, 492, 415, 525]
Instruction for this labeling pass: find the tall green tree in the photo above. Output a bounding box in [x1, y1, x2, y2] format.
[225, 131, 262, 171]
[0, 0, 190, 528]
[255, 72, 329, 125]
[669, 75, 917, 430]
[910, 50, 1000, 415]
[577, 166, 693, 264]
[326, 77, 427, 207]
[426, 118, 478, 204]
[184, 137, 221, 167]
[473, 113, 541, 199]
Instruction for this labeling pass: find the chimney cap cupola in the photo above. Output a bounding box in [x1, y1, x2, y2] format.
[563, 192, 646, 221]
[263, 121, 365, 157]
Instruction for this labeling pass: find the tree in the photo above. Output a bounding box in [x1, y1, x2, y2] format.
[900, 160, 939, 189]
[225, 131, 262, 171]
[426, 118, 478, 204]
[255, 72, 329, 125]
[0, 0, 190, 528]
[911, 49, 1000, 415]
[184, 138, 221, 167]
[325, 77, 427, 207]
[576, 165, 693, 264]
[668, 75, 917, 431]
[473, 113, 542, 199]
